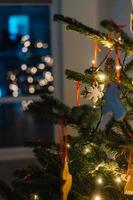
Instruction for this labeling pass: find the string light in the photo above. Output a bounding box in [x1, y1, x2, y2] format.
[92, 60, 95, 65]
[10, 74, 16, 81]
[97, 72, 106, 82]
[33, 194, 40, 200]
[115, 176, 122, 184]
[24, 40, 31, 47]
[21, 35, 30, 42]
[43, 56, 54, 65]
[96, 177, 103, 185]
[39, 79, 48, 86]
[21, 64, 27, 71]
[9, 84, 18, 91]
[45, 71, 52, 81]
[30, 67, 37, 74]
[48, 85, 54, 92]
[116, 65, 121, 70]
[38, 63, 45, 70]
[27, 76, 34, 83]
[36, 41, 43, 48]
[67, 143, 71, 149]
[94, 195, 102, 200]
[22, 47, 28, 53]
[29, 86, 35, 94]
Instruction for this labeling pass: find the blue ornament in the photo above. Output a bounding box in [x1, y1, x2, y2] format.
[98, 83, 126, 131]
[102, 83, 126, 120]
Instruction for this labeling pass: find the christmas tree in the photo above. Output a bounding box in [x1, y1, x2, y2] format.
[1, 14, 133, 200]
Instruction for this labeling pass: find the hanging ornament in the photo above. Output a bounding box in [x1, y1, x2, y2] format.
[92, 41, 101, 68]
[124, 147, 133, 195]
[58, 123, 72, 200]
[83, 82, 104, 105]
[130, 0, 133, 33]
[74, 81, 81, 106]
[98, 83, 126, 130]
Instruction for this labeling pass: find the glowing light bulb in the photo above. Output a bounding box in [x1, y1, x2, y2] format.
[9, 84, 18, 91]
[38, 63, 45, 70]
[22, 47, 28, 53]
[39, 79, 48, 86]
[27, 76, 33, 83]
[10, 74, 16, 81]
[21, 64, 27, 71]
[94, 195, 101, 200]
[36, 41, 43, 48]
[115, 177, 122, 184]
[67, 143, 71, 148]
[92, 60, 95, 64]
[43, 56, 54, 65]
[24, 40, 31, 47]
[97, 73, 106, 81]
[29, 86, 35, 94]
[30, 67, 37, 74]
[33, 194, 39, 200]
[96, 177, 103, 185]
[48, 85, 54, 92]
[116, 65, 121, 70]
[45, 71, 52, 81]
[21, 35, 30, 42]
[132, 80, 133, 85]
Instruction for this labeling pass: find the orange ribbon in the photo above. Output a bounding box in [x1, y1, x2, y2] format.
[74, 81, 81, 106]
[93, 41, 101, 68]
[115, 44, 121, 84]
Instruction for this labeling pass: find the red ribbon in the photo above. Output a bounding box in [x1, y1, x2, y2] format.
[74, 81, 81, 106]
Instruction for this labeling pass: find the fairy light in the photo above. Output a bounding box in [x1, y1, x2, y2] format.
[10, 74, 16, 81]
[9, 84, 18, 91]
[30, 67, 37, 74]
[39, 79, 48, 86]
[38, 63, 45, 70]
[27, 76, 33, 83]
[36, 41, 43, 48]
[115, 176, 122, 184]
[94, 195, 101, 200]
[97, 73, 106, 81]
[83, 146, 91, 154]
[29, 86, 35, 94]
[67, 143, 71, 149]
[21, 64, 27, 71]
[48, 85, 54, 92]
[43, 56, 54, 65]
[48, 76, 54, 82]
[33, 194, 40, 200]
[22, 47, 28, 53]
[96, 177, 103, 185]
[21, 35, 30, 42]
[116, 65, 121, 70]
[92, 60, 95, 65]
[45, 71, 52, 81]
[24, 40, 31, 47]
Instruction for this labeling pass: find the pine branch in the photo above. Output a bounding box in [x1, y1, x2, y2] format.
[54, 14, 133, 55]
[65, 69, 92, 84]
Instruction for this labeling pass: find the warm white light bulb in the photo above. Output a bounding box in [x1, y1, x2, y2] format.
[96, 177, 103, 185]
[97, 73, 106, 81]
[115, 177, 122, 184]
[31, 67, 37, 74]
[116, 65, 121, 70]
[94, 195, 101, 200]
[21, 64, 27, 71]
